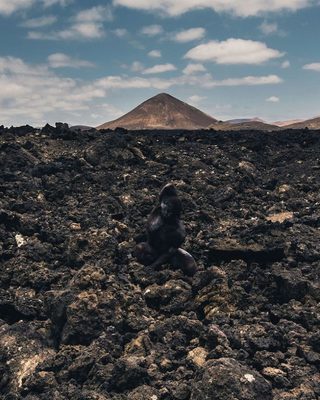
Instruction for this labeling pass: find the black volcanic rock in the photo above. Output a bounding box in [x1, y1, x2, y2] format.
[0, 127, 319, 399]
[191, 358, 272, 400]
[8, 125, 35, 136]
[97, 93, 217, 130]
[41, 123, 55, 134]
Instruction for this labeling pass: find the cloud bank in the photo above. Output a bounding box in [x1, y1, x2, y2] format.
[113, 0, 316, 17]
[185, 38, 284, 64]
[174, 28, 206, 42]
[0, 55, 283, 125]
[0, 0, 71, 16]
[27, 6, 112, 40]
[303, 62, 320, 72]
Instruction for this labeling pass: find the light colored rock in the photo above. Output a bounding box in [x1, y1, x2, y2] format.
[120, 194, 134, 205]
[70, 222, 81, 231]
[187, 347, 208, 367]
[262, 367, 286, 378]
[244, 374, 255, 383]
[266, 211, 293, 223]
[238, 161, 256, 174]
[15, 234, 26, 248]
[277, 184, 291, 194]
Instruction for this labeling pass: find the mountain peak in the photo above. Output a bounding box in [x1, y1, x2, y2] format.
[153, 92, 172, 98]
[97, 93, 217, 130]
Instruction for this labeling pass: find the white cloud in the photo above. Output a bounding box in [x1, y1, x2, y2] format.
[96, 75, 173, 90]
[60, 5, 112, 38]
[0, 56, 49, 75]
[48, 53, 94, 68]
[185, 38, 284, 64]
[21, 15, 57, 28]
[140, 24, 163, 36]
[142, 63, 177, 74]
[113, 0, 316, 18]
[0, 0, 71, 16]
[27, 31, 52, 39]
[97, 72, 282, 90]
[28, 6, 111, 40]
[148, 50, 162, 58]
[96, 72, 282, 94]
[147, 73, 279, 88]
[91, 103, 124, 124]
[178, 73, 282, 88]
[130, 61, 144, 72]
[281, 60, 290, 68]
[60, 22, 105, 39]
[113, 28, 127, 37]
[211, 75, 282, 87]
[266, 96, 280, 102]
[0, 0, 34, 15]
[174, 27, 206, 42]
[42, 0, 72, 6]
[188, 95, 207, 104]
[259, 21, 278, 35]
[303, 62, 320, 72]
[74, 5, 113, 22]
[29, 24, 105, 39]
[0, 56, 106, 125]
[183, 63, 206, 75]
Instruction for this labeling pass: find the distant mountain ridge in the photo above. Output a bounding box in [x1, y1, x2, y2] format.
[97, 93, 217, 130]
[96, 92, 320, 131]
[226, 118, 265, 125]
[273, 119, 303, 127]
[283, 117, 320, 129]
[210, 120, 280, 131]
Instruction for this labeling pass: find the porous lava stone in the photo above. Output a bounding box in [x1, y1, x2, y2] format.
[0, 126, 319, 399]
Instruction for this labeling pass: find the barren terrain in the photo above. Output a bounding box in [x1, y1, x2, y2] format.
[0, 125, 319, 399]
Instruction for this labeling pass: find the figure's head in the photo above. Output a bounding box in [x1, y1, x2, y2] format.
[159, 183, 178, 202]
[160, 196, 182, 220]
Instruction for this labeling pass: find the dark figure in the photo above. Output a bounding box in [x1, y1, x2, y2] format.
[134, 183, 197, 276]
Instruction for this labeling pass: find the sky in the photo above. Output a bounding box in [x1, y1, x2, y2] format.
[0, 0, 320, 127]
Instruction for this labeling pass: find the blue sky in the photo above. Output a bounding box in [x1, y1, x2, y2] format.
[0, 0, 320, 126]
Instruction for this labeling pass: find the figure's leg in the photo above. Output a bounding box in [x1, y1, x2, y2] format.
[172, 248, 197, 276]
[133, 242, 158, 266]
[150, 247, 178, 269]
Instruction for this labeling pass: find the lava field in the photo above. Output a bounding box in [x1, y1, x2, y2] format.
[0, 125, 319, 400]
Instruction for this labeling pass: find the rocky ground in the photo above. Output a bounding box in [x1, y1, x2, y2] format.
[0, 124, 319, 400]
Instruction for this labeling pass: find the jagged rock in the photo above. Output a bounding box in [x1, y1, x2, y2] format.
[187, 347, 208, 367]
[266, 212, 294, 223]
[309, 331, 320, 352]
[208, 241, 285, 263]
[61, 291, 102, 345]
[55, 122, 69, 130]
[272, 266, 310, 302]
[109, 356, 150, 391]
[144, 280, 192, 313]
[41, 123, 55, 134]
[127, 385, 158, 399]
[191, 358, 272, 399]
[238, 160, 257, 176]
[70, 265, 106, 289]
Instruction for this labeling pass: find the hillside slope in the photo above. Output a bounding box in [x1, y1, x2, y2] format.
[210, 120, 280, 131]
[97, 93, 217, 130]
[285, 116, 320, 129]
